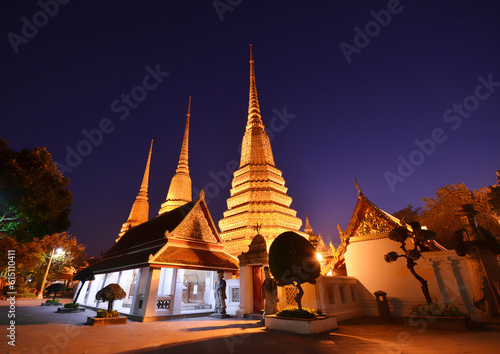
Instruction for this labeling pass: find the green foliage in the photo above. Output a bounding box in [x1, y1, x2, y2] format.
[45, 299, 60, 303]
[0, 139, 72, 241]
[276, 307, 322, 319]
[410, 303, 466, 317]
[0, 233, 87, 292]
[64, 302, 80, 308]
[96, 283, 127, 311]
[96, 310, 120, 318]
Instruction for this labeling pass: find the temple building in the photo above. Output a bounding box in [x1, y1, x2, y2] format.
[219, 45, 303, 257]
[76, 98, 239, 321]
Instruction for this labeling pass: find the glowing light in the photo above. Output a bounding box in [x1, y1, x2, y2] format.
[317, 252, 323, 261]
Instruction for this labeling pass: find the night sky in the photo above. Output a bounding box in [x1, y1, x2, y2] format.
[2, 1, 500, 258]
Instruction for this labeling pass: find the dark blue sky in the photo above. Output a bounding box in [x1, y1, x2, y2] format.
[2, 1, 500, 258]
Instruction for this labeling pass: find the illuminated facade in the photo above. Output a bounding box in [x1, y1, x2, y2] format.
[219, 45, 302, 256]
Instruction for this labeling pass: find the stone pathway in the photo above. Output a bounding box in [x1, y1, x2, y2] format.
[1, 300, 499, 353]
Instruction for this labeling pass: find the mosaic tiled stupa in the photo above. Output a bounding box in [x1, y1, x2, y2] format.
[219, 45, 302, 256]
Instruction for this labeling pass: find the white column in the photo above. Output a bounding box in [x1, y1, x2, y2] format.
[143, 268, 161, 317]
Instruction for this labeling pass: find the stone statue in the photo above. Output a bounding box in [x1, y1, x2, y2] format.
[214, 270, 227, 315]
[262, 266, 279, 315]
[454, 204, 500, 316]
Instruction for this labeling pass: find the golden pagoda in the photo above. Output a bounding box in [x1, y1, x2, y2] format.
[219, 45, 302, 256]
[117, 140, 153, 241]
[158, 97, 192, 214]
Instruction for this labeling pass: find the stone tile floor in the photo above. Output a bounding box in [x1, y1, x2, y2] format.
[1, 299, 499, 353]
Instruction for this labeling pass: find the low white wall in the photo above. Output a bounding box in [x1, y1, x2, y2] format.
[345, 238, 485, 320]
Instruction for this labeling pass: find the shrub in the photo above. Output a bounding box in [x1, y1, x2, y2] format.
[276, 307, 322, 319]
[97, 310, 120, 318]
[410, 303, 465, 317]
[45, 299, 60, 303]
[64, 302, 80, 308]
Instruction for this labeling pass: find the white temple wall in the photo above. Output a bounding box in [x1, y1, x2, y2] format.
[345, 238, 484, 320]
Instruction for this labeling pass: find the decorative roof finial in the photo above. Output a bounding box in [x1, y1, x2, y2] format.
[355, 177, 361, 195]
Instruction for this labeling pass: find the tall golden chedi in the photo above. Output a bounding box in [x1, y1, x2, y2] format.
[158, 97, 192, 214]
[219, 45, 302, 256]
[117, 140, 153, 241]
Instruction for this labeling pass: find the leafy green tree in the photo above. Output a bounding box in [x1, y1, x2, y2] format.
[0, 232, 86, 293]
[420, 183, 500, 249]
[385, 221, 436, 305]
[0, 139, 72, 241]
[268, 231, 320, 311]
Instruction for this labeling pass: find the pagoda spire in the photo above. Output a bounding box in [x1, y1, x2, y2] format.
[158, 97, 192, 214]
[219, 46, 302, 256]
[246, 44, 264, 131]
[117, 140, 153, 241]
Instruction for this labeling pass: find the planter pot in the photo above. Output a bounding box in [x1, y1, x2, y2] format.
[403, 315, 472, 330]
[265, 315, 338, 334]
[57, 307, 85, 313]
[86, 316, 127, 326]
[41, 302, 62, 306]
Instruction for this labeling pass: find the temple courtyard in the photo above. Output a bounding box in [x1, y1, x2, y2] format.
[2, 299, 499, 353]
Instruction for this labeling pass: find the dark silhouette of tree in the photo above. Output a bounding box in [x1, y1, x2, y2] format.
[96, 284, 126, 312]
[73, 268, 95, 304]
[385, 221, 436, 305]
[0, 139, 72, 241]
[268, 231, 320, 311]
[392, 204, 423, 223]
[45, 283, 67, 301]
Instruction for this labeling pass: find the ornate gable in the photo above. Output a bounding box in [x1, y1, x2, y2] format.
[170, 199, 219, 243]
[345, 180, 402, 243]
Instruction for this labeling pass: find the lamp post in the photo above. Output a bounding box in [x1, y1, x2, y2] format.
[37, 248, 63, 299]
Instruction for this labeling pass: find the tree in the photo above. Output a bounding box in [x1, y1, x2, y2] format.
[44, 283, 67, 301]
[73, 268, 95, 304]
[0, 232, 87, 293]
[96, 284, 126, 312]
[268, 231, 320, 311]
[385, 221, 436, 305]
[392, 204, 423, 223]
[420, 183, 500, 249]
[0, 139, 72, 241]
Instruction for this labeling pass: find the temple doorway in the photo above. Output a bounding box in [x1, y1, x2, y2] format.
[252, 266, 264, 312]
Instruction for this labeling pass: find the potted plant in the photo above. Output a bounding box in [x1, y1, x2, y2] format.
[86, 283, 127, 325]
[57, 302, 85, 313]
[41, 283, 66, 306]
[265, 231, 338, 334]
[403, 302, 472, 330]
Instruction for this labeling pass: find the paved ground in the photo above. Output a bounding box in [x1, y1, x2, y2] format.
[1, 299, 500, 353]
